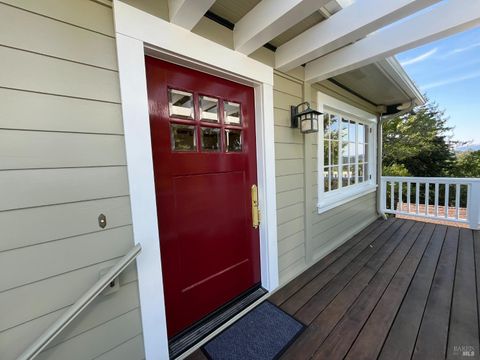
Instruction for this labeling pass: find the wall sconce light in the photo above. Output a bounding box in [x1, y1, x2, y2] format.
[290, 102, 322, 134]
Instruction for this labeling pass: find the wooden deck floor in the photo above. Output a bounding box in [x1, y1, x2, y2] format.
[187, 218, 480, 360]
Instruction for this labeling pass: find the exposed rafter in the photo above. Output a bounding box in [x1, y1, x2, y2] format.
[305, 0, 480, 83]
[234, 0, 330, 55]
[276, 0, 442, 71]
[168, 0, 216, 31]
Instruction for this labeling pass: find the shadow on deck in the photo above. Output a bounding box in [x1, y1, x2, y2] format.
[188, 218, 480, 360]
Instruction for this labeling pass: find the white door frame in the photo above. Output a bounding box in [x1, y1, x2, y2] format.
[113, 2, 279, 359]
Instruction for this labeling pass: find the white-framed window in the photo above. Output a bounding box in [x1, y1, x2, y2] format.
[317, 93, 377, 213]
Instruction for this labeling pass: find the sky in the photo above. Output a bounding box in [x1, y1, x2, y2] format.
[395, 26, 480, 145]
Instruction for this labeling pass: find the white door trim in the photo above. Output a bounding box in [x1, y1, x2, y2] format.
[113, 2, 278, 359]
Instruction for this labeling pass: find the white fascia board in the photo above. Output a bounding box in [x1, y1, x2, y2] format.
[234, 0, 330, 55]
[305, 0, 480, 83]
[115, 1, 273, 86]
[276, 0, 442, 72]
[168, 0, 216, 31]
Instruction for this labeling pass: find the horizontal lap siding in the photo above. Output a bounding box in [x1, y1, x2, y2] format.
[0, 2, 144, 360]
[274, 72, 306, 284]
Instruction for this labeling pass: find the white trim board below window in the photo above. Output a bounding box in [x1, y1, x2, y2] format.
[316, 92, 378, 214]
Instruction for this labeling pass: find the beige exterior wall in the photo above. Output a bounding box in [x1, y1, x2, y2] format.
[0, 1, 144, 359]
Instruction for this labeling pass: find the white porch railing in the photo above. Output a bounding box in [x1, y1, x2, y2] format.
[381, 176, 480, 230]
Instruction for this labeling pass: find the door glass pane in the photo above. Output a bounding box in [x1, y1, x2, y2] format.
[168, 89, 193, 119]
[201, 127, 220, 151]
[171, 124, 196, 151]
[342, 165, 349, 187]
[224, 101, 241, 125]
[225, 130, 242, 152]
[200, 96, 219, 122]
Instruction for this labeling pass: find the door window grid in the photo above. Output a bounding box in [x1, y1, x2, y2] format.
[323, 113, 370, 193]
[167, 88, 243, 153]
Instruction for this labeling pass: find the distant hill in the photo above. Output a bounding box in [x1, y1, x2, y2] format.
[455, 144, 480, 152]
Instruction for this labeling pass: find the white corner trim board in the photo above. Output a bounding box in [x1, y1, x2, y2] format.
[113, 2, 278, 359]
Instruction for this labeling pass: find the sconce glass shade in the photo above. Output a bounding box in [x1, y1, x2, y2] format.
[291, 102, 322, 134]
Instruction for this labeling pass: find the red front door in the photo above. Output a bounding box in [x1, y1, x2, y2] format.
[145, 57, 261, 337]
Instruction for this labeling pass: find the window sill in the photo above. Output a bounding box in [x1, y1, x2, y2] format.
[317, 184, 377, 214]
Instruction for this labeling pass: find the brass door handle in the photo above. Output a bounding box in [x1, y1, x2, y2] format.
[251, 185, 260, 229]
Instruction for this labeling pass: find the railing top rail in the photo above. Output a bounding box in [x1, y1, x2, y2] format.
[18, 243, 142, 360]
[381, 176, 480, 183]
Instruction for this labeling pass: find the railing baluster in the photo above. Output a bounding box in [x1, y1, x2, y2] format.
[399, 181, 403, 213]
[455, 184, 460, 219]
[407, 182, 411, 213]
[445, 184, 449, 219]
[416, 182, 420, 214]
[434, 183, 439, 217]
[425, 183, 429, 216]
[390, 181, 394, 211]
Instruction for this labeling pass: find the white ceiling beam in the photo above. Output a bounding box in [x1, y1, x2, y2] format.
[168, 0, 216, 31]
[234, 0, 330, 55]
[276, 0, 442, 72]
[305, 0, 480, 83]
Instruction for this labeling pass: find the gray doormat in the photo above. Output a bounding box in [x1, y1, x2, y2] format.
[202, 301, 305, 360]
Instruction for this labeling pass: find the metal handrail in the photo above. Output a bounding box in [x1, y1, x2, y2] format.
[17, 243, 142, 360]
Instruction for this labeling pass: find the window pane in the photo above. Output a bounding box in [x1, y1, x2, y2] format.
[342, 165, 349, 187]
[331, 141, 339, 165]
[349, 120, 356, 142]
[358, 143, 365, 162]
[358, 162, 364, 183]
[225, 129, 242, 152]
[358, 123, 365, 144]
[323, 167, 330, 192]
[169, 89, 193, 119]
[341, 118, 349, 142]
[349, 143, 356, 163]
[330, 115, 339, 140]
[171, 124, 196, 151]
[324, 140, 330, 166]
[349, 165, 356, 185]
[332, 167, 339, 190]
[364, 162, 369, 181]
[365, 143, 369, 162]
[224, 101, 241, 125]
[342, 142, 349, 164]
[200, 96, 219, 122]
[323, 113, 330, 139]
[201, 127, 220, 151]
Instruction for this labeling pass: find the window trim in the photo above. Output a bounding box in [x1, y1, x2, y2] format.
[316, 92, 377, 214]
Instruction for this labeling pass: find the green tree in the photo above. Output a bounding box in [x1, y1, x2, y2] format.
[452, 150, 480, 177]
[382, 100, 456, 177]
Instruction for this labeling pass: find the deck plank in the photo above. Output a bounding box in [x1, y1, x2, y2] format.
[378, 225, 447, 360]
[269, 218, 384, 306]
[446, 228, 479, 360]
[294, 219, 404, 323]
[311, 221, 427, 360]
[412, 226, 459, 360]
[280, 220, 417, 359]
[344, 223, 437, 360]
